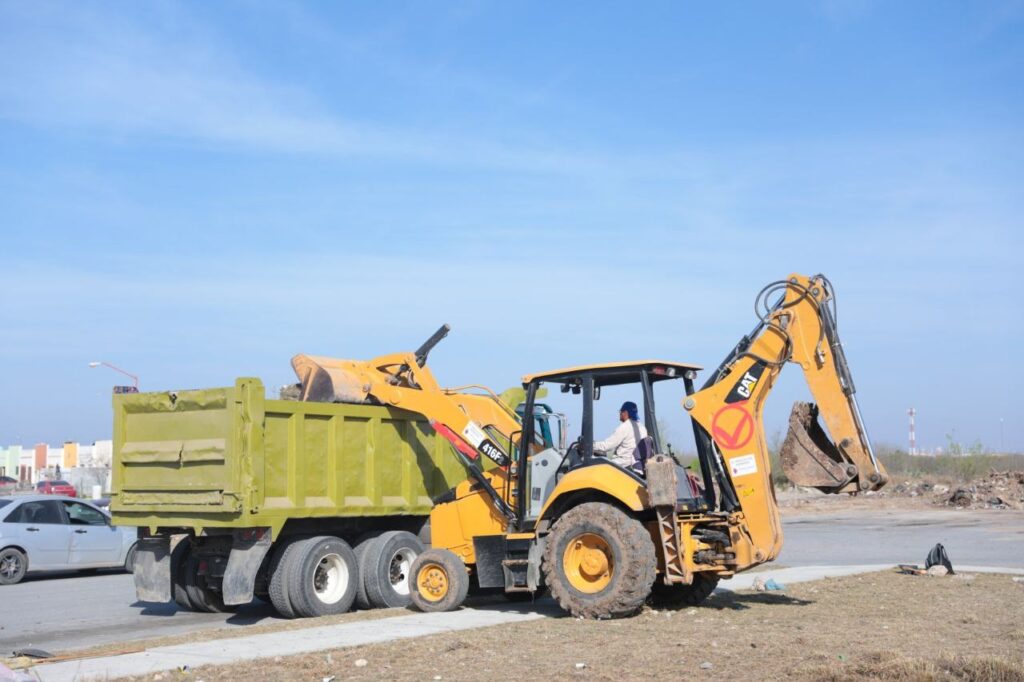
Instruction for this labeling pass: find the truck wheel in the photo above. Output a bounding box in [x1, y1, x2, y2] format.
[0, 547, 27, 585]
[363, 531, 424, 609]
[648, 573, 720, 608]
[183, 555, 235, 613]
[171, 542, 196, 611]
[409, 548, 469, 613]
[353, 534, 380, 610]
[542, 502, 656, 619]
[124, 544, 138, 573]
[268, 539, 303, 619]
[287, 536, 358, 618]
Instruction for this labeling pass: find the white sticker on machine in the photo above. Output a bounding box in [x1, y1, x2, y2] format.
[729, 454, 758, 477]
[461, 421, 488, 448]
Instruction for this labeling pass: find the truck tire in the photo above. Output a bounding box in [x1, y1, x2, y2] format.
[542, 502, 656, 619]
[362, 531, 424, 609]
[171, 542, 196, 611]
[0, 547, 27, 585]
[352, 533, 381, 610]
[183, 554, 235, 613]
[286, 536, 358, 618]
[124, 544, 138, 573]
[268, 539, 303, 619]
[409, 548, 469, 613]
[648, 573, 720, 608]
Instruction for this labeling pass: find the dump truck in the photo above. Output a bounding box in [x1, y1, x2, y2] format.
[113, 327, 556, 617]
[117, 273, 885, 620]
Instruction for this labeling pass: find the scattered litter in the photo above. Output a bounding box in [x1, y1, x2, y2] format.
[354, 659, 368, 668]
[1013, 577, 1024, 584]
[753, 577, 766, 591]
[323, 677, 336, 682]
[274, 656, 282, 662]
[838, 654, 847, 661]
[11, 649, 51, 660]
[178, 664, 190, 673]
[433, 677, 442, 681]
[873, 472, 1024, 510]
[926, 565, 949, 576]
[575, 663, 587, 669]
[326, 654, 333, 664]
[764, 578, 785, 591]
[700, 662, 713, 670]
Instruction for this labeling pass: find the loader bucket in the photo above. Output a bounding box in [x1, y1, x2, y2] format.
[291, 354, 371, 404]
[779, 401, 855, 492]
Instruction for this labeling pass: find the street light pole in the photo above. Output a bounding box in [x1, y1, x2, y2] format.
[88, 361, 139, 389]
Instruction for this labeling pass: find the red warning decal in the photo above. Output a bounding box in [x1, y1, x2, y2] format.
[711, 403, 754, 450]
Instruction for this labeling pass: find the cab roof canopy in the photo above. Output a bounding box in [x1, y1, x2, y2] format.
[522, 360, 703, 388]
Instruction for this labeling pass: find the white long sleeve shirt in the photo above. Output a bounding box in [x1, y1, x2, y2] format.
[593, 419, 648, 467]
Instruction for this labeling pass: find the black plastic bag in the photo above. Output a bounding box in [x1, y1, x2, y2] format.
[925, 543, 954, 575]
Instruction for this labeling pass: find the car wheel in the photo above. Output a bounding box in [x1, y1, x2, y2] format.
[0, 547, 27, 585]
[286, 536, 359, 618]
[362, 531, 424, 609]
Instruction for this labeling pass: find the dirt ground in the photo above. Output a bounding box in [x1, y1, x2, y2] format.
[120, 570, 1024, 682]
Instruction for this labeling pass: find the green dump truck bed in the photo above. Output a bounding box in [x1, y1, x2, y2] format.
[111, 378, 469, 536]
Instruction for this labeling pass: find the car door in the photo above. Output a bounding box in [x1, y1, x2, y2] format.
[63, 501, 122, 566]
[5, 500, 71, 569]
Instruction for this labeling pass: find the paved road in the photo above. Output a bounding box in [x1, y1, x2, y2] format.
[779, 508, 1024, 568]
[3, 508, 1022, 656]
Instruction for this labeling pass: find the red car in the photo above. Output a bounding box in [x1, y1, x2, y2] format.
[35, 480, 77, 497]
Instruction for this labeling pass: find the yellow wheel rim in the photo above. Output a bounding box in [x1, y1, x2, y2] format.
[417, 562, 450, 603]
[562, 532, 613, 594]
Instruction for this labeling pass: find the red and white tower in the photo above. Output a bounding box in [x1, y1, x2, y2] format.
[907, 408, 916, 455]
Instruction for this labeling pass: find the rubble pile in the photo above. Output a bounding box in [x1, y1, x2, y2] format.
[875, 471, 1024, 510]
[942, 471, 1024, 510]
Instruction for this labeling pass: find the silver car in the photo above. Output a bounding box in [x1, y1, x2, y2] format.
[0, 495, 137, 585]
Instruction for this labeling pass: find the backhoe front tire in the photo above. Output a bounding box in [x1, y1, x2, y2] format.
[648, 573, 720, 609]
[543, 502, 656, 619]
[409, 548, 469, 613]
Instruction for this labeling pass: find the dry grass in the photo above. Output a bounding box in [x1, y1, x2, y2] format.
[117, 570, 1024, 681]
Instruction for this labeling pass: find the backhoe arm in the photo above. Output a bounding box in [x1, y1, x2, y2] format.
[683, 274, 887, 566]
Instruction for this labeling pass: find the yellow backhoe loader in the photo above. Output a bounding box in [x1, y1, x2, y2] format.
[294, 273, 887, 618]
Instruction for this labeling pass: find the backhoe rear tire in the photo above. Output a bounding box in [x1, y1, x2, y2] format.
[648, 573, 720, 609]
[543, 502, 656, 619]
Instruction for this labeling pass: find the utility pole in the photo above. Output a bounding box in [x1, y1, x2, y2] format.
[907, 408, 916, 455]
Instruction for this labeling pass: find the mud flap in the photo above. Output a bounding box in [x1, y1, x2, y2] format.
[222, 528, 273, 605]
[779, 401, 855, 492]
[133, 536, 172, 602]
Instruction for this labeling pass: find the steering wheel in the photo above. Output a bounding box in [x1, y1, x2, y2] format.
[557, 438, 585, 475]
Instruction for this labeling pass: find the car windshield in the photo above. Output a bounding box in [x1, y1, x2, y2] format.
[53, 480, 71, 486]
[0, 500, 10, 509]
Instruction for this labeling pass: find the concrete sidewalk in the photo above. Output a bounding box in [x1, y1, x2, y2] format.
[28, 564, 1024, 682]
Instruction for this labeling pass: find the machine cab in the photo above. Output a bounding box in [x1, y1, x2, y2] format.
[515, 361, 709, 528]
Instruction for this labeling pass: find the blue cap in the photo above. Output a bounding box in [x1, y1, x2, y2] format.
[620, 401, 639, 420]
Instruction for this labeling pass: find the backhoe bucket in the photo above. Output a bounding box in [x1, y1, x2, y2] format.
[779, 401, 855, 492]
[291, 354, 371, 404]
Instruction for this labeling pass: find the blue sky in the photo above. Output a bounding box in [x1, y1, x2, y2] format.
[1, 1, 1021, 452]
